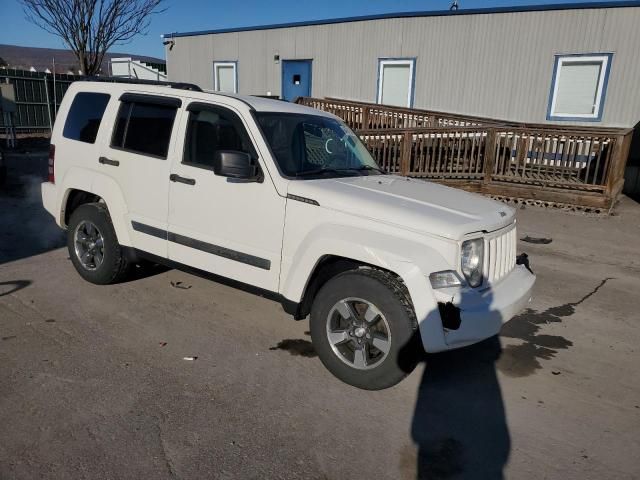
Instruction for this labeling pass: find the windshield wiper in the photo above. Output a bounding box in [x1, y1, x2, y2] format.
[354, 165, 387, 174]
[295, 166, 386, 178]
[295, 168, 358, 178]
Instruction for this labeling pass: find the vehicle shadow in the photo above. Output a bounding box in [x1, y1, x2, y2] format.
[0, 152, 66, 265]
[401, 289, 510, 479]
[0, 280, 33, 297]
[122, 262, 171, 283]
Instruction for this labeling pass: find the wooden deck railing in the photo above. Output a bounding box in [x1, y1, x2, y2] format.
[297, 97, 506, 130]
[297, 97, 633, 210]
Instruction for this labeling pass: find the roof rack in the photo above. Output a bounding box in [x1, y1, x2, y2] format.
[81, 76, 203, 92]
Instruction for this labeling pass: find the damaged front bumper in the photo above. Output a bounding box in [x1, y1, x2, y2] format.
[432, 261, 536, 348]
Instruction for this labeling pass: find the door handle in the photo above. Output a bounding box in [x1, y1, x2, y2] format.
[99, 156, 119, 167]
[170, 173, 196, 186]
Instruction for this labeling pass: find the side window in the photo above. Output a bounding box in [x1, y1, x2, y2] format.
[183, 107, 253, 168]
[63, 92, 110, 144]
[111, 101, 177, 158]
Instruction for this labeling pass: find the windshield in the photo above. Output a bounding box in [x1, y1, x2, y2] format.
[255, 112, 382, 178]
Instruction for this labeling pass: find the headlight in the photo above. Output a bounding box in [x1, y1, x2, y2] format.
[461, 238, 484, 287]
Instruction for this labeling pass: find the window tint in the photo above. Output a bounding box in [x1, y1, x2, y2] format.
[112, 101, 177, 158]
[111, 102, 130, 148]
[63, 92, 110, 143]
[183, 108, 252, 168]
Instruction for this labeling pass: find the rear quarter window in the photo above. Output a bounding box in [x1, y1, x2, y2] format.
[62, 92, 111, 144]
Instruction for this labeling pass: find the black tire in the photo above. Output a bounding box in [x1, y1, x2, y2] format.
[310, 268, 420, 390]
[67, 203, 131, 285]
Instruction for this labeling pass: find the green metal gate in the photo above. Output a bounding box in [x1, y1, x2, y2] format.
[0, 68, 77, 132]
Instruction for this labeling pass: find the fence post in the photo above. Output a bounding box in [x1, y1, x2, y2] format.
[401, 131, 412, 176]
[605, 131, 633, 205]
[483, 128, 497, 184]
[43, 74, 53, 132]
[361, 106, 370, 130]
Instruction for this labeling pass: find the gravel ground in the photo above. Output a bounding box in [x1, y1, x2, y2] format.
[1, 152, 639, 479]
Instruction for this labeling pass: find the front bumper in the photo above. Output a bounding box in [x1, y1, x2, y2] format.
[432, 264, 535, 348]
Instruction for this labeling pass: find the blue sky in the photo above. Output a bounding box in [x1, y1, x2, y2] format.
[0, 0, 618, 60]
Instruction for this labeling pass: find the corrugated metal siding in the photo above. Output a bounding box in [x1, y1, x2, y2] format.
[166, 6, 640, 127]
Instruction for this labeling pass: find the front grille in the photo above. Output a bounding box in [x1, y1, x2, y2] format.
[486, 224, 517, 284]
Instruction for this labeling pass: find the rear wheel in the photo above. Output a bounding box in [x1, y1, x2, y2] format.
[310, 268, 420, 390]
[67, 203, 131, 284]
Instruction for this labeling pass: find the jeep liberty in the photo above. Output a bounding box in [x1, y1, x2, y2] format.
[41, 80, 535, 389]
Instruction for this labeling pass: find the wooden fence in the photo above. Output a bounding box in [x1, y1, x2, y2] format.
[297, 97, 633, 210]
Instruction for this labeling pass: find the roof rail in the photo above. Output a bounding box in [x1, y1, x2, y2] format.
[80, 76, 203, 92]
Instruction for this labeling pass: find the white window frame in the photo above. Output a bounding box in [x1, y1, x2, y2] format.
[547, 53, 612, 122]
[376, 58, 416, 108]
[213, 61, 238, 93]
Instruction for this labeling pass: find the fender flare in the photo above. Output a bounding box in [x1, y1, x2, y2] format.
[280, 224, 456, 352]
[59, 168, 132, 247]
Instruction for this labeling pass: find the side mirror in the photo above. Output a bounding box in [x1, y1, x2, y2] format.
[213, 150, 258, 180]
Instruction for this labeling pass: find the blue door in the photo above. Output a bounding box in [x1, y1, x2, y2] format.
[282, 60, 312, 102]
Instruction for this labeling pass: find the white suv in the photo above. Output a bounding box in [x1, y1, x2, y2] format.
[41, 80, 535, 390]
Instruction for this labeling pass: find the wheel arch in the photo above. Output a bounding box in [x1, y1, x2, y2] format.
[280, 226, 454, 352]
[59, 170, 131, 246]
[293, 255, 402, 320]
[63, 189, 102, 226]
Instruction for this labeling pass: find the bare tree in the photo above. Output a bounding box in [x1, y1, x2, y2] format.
[20, 0, 166, 75]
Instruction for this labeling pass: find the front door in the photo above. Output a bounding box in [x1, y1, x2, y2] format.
[282, 60, 312, 102]
[167, 101, 285, 292]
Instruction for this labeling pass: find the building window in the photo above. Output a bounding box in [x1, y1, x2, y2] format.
[376, 58, 416, 108]
[547, 54, 612, 122]
[213, 61, 237, 93]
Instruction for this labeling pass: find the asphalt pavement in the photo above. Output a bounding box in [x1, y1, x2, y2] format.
[1, 152, 639, 479]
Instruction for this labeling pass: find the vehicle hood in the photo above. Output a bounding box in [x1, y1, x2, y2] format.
[287, 175, 515, 240]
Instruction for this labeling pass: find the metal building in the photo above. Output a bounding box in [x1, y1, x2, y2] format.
[164, 1, 640, 128]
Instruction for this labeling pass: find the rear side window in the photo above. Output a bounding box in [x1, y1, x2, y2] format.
[111, 101, 177, 158]
[62, 92, 110, 144]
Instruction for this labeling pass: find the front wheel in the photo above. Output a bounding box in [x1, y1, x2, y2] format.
[310, 268, 420, 390]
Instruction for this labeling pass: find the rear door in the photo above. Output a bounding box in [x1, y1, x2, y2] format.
[99, 93, 182, 258]
[166, 101, 285, 291]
